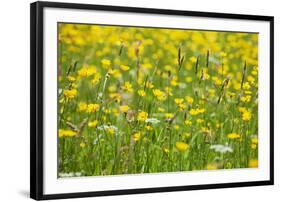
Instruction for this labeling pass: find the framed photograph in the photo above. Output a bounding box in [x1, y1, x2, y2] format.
[30, 1, 274, 200]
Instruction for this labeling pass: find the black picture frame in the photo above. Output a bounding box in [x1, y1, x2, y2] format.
[30, 1, 274, 200]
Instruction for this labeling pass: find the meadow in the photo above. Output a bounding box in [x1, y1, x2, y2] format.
[58, 23, 258, 177]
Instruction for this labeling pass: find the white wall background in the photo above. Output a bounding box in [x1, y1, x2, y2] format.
[0, 0, 279, 201]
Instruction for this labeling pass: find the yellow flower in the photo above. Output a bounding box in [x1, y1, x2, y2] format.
[220, 51, 227, 57]
[120, 105, 130, 113]
[207, 163, 217, 170]
[189, 108, 205, 116]
[152, 89, 166, 101]
[88, 120, 98, 128]
[240, 95, 251, 103]
[242, 110, 252, 121]
[249, 159, 258, 168]
[108, 85, 117, 92]
[171, 77, 179, 86]
[59, 129, 77, 138]
[227, 133, 241, 139]
[86, 103, 100, 113]
[145, 125, 153, 131]
[122, 81, 133, 92]
[67, 76, 76, 82]
[120, 65, 130, 71]
[189, 56, 197, 63]
[78, 102, 87, 112]
[189, 108, 199, 115]
[175, 141, 189, 152]
[106, 127, 115, 135]
[144, 81, 154, 89]
[164, 113, 173, 119]
[63, 89, 77, 99]
[138, 89, 146, 97]
[174, 98, 184, 105]
[80, 142, 86, 148]
[137, 111, 148, 122]
[133, 132, 141, 141]
[251, 136, 258, 144]
[174, 98, 186, 111]
[101, 59, 111, 68]
[91, 73, 101, 85]
[158, 107, 165, 112]
[184, 120, 192, 126]
[238, 107, 247, 113]
[109, 93, 121, 103]
[174, 124, 180, 130]
[185, 96, 194, 104]
[78, 65, 97, 77]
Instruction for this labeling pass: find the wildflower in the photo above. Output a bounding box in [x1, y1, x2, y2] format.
[175, 142, 189, 152]
[109, 93, 121, 103]
[120, 105, 130, 113]
[164, 113, 173, 119]
[185, 96, 194, 104]
[78, 102, 87, 112]
[144, 81, 154, 89]
[153, 89, 166, 101]
[120, 65, 130, 71]
[164, 87, 173, 96]
[207, 163, 218, 170]
[137, 111, 148, 122]
[137, 89, 146, 97]
[80, 142, 86, 148]
[189, 56, 197, 63]
[145, 125, 153, 131]
[86, 103, 100, 113]
[78, 66, 97, 77]
[210, 144, 233, 153]
[106, 127, 115, 135]
[227, 133, 241, 139]
[63, 89, 77, 99]
[122, 81, 133, 93]
[101, 59, 111, 68]
[67, 76, 76, 82]
[240, 95, 251, 102]
[91, 73, 101, 85]
[242, 110, 252, 121]
[108, 85, 117, 92]
[145, 118, 160, 124]
[220, 51, 227, 57]
[189, 108, 205, 116]
[249, 159, 258, 168]
[98, 125, 118, 135]
[174, 124, 180, 130]
[133, 132, 141, 141]
[59, 129, 77, 138]
[171, 77, 179, 86]
[238, 107, 247, 113]
[184, 120, 192, 126]
[88, 120, 98, 128]
[174, 98, 184, 105]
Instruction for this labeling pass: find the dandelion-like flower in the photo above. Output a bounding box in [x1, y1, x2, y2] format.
[137, 111, 148, 122]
